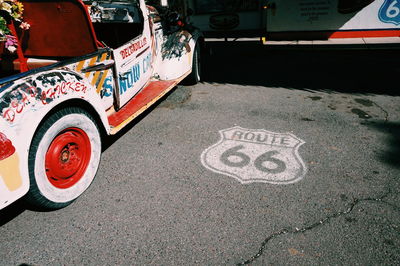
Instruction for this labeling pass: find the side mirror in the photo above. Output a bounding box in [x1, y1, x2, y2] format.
[166, 11, 181, 25]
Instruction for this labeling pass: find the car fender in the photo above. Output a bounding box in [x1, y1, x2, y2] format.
[0, 69, 109, 209]
[154, 30, 198, 81]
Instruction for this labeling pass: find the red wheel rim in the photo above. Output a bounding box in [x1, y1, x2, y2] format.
[45, 127, 91, 189]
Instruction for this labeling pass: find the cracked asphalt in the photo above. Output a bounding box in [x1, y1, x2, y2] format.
[1, 43, 400, 265]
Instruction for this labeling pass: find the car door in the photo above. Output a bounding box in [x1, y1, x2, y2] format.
[113, 0, 154, 108]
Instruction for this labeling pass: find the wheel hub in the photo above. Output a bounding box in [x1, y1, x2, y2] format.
[60, 149, 70, 163]
[45, 127, 91, 189]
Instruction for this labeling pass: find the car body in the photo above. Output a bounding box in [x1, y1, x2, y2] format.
[0, 0, 202, 210]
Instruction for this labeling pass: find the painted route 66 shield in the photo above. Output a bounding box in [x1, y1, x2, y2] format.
[201, 127, 307, 184]
[379, 0, 400, 25]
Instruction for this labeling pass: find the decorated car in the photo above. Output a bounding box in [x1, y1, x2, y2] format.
[0, 0, 202, 210]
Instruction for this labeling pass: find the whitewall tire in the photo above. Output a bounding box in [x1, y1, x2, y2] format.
[26, 107, 101, 209]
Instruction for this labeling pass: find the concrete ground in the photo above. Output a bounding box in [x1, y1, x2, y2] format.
[1, 42, 399, 265]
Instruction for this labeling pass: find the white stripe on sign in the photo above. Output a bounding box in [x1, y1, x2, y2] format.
[201, 126, 307, 184]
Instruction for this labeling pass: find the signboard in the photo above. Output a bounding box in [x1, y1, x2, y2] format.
[267, 0, 400, 32]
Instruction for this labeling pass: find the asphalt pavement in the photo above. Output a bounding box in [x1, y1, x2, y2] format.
[1, 42, 400, 265]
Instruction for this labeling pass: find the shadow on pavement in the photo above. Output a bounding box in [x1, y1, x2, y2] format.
[2, 44, 399, 225]
[0, 198, 26, 226]
[202, 41, 400, 96]
[202, 41, 400, 168]
[0, 85, 183, 226]
[101, 85, 182, 152]
[363, 121, 400, 169]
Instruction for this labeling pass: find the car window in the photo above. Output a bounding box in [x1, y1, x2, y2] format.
[86, 0, 145, 48]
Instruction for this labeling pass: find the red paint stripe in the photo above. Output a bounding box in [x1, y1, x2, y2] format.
[108, 80, 175, 127]
[9, 21, 28, 72]
[267, 29, 400, 40]
[329, 30, 400, 38]
[80, 1, 102, 48]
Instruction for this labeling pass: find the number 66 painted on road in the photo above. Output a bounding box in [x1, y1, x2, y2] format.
[220, 145, 286, 174]
[201, 127, 307, 185]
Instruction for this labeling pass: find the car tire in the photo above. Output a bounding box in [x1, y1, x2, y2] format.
[183, 42, 201, 85]
[25, 107, 101, 210]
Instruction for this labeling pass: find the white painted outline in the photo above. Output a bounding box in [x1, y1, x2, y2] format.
[200, 126, 307, 185]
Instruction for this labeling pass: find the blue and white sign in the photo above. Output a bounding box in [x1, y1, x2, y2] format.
[379, 0, 400, 25]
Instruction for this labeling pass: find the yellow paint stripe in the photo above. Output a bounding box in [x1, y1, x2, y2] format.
[76, 60, 86, 72]
[91, 53, 108, 86]
[91, 71, 101, 86]
[99, 52, 107, 62]
[85, 56, 98, 78]
[96, 69, 109, 94]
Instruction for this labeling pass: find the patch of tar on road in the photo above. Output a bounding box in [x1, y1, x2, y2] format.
[237, 190, 399, 265]
[158, 86, 192, 109]
[351, 98, 389, 121]
[351, 108, 372, 119]
[193, 91, 209, 95]
[308, 96, 322, 101]
[305, 94, 389, 121]
[354, 98, 374, 107]
[300, 117, 315, 122]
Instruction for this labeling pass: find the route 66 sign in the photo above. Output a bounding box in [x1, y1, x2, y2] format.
[379, 0, 400, 25]
[201, 127, 307, 184]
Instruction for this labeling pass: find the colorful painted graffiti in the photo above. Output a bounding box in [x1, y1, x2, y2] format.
[0, 132, 22, 191]
[101, 76, 113, 98]
[162, 31, 192, 60]
[120, 38, 147, 60]
[74, 53, 114, 99]
[0, 71, 88, 123]
[119, 52, 152, 95]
